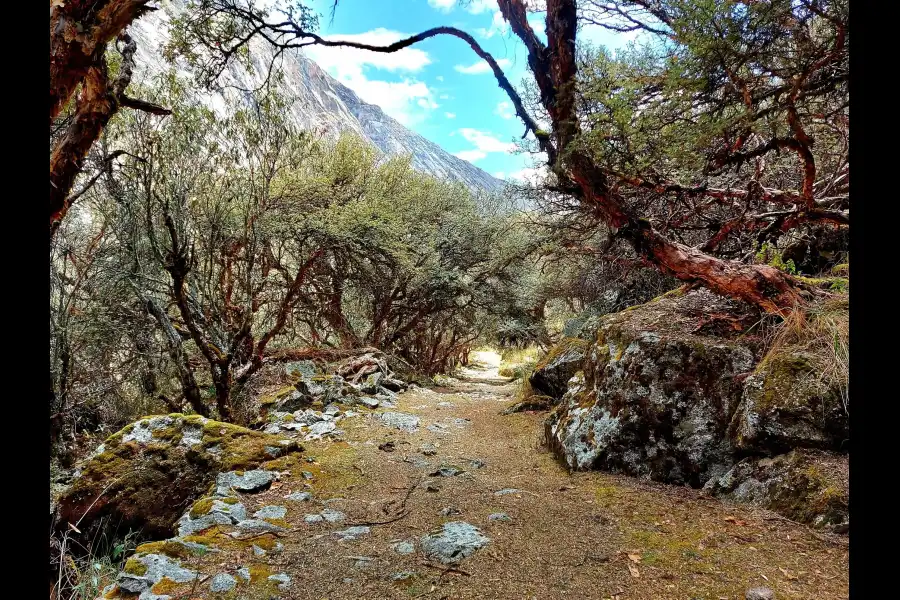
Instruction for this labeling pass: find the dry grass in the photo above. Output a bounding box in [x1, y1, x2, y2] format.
[761, 293, 849, 413]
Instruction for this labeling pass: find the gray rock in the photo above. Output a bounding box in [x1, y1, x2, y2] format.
[302, 471, 315, 480]
[334, 525, 371, 541]
[430, 466, 465, 477]
[469, 459, 486, 469]
[304, 513, 324, 523]
[307, 420, 336, 438]
[252, 544, 266, 556]
[215, 470, 274, 496]
[285, 491, 312, 502]
[381, 412, 420, 432]
[494, 488, 520, 496]
[294, 409, 325, 425]
[393, 541, 415, 555]
[210, 573, 236, 593]
[427, 423, 449, 433]
[392, 571, 416, 581]
[528, 338, 589, 400]
[324, 403, 341, 416]
[268, 573, 292, 590]
[358, 396, 380, 409]
[235, 519, 285, 533]
[746, 587, 776, 600]
[440, 506, 462, 516]
[420, 443, 438, 456]
[546, 289, 758, 486]
[236, 567, 251, 582]
[488, 512, 511, 522]
[321, 507, 346, 523]
[420, 521, 490, 564]
[285, 360, 318, 380]
[361, 372, 384, 393]
[703, 449, 848, 530]
[116, 553, 198, 593]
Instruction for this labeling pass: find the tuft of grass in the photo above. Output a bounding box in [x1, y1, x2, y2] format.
[761, 294, 849, 414]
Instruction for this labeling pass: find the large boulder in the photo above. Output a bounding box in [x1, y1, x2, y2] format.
[55, 414, 301, 538]
[546, 289, 759, 486]
[528, 337, 589, 401]
[704, 449, 848, 531]
[730, 352, 849, 454]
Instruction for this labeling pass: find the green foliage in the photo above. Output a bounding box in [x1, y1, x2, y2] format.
[755, 243, 797, 275]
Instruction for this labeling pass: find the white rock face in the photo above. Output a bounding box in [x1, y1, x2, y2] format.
[128, 2, 504, 194]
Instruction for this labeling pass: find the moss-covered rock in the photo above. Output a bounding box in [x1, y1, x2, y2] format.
[730, 351, 849, 453]
[55, 414, 302, 539]
[703, 449, 848, 531]
[546, 289, 759, 487]
[528, 337, 589, 401]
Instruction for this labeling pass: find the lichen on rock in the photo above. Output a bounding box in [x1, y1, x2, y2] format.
[55, 414, 302, 540]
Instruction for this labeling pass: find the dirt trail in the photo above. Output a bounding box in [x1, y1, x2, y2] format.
[225, 351, 849, 599]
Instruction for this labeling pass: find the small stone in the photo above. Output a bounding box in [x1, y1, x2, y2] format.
[358, 396, 380, 409]
[235, 519, 285, 533]
[440, 506, 461, 516]
[343, 577, 354, 584]
[252, 545, 266, 556]
[494, 488, 520, 496]
[268, 573, 291, 590]
[324, 403, 341, 416]
[306, 420, 336, 438]
[427, 423, 449, 433]
[321, 508, 346, 523]
[392, 571, 416, 581]
[381, 411, 420, 432]
[253, 505, 287, 519]
[420, 443, 438, 456]
[425, 483, 440, 493]
[304, 513, 324, 524]
[746, 588, 776, 600]
[285, 491, 312, 502]
[302, 471, 315, 480]
[429, 466, 464, 477]
[334, 525, 371, 541]
[420, 521, 490, 564]
[488, 512, 511, 522]
[210, 573, 236, 593]
[392, 541, 415, 555]
[236, 567, 251, 582]
[469, 459, 486, 469]
[379, 441, 396, 452]
[215, 470, 274, 496]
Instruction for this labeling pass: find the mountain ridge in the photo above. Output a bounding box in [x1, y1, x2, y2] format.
[128, 3, 505, 193]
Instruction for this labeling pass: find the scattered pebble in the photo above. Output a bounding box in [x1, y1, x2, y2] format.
[420, 443, 438, 456]
[488, 512, 512, 522]
[285, 491, 312, 502]
[333, 525, 371, 541]
[420, 521, 490, 564]
[209, 573, 236, 593]
[304, 513, 324, 524]
[268, 573, 291, 590]
[746, 588, 776, 600]
[253, 505, 287, 519]
[392, 541, 415, 555]
[429, 465, 465, 477]
[494, 488, 521, 496]
[321, 508, 347, 523]
[441, 506, 462, 516]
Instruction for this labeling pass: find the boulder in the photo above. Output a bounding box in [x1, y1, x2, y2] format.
[528, 337, 589, 401]
[55, 414, 301, 538]
[420, 521, 490, 564]
[546, 289, 759, 486]
[704, 449, 848, 531]
[730, 352, 849, 454]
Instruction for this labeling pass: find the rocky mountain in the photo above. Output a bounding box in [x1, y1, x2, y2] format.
[128, 3, 504, 193]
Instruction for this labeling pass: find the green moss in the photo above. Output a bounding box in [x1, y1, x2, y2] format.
[151, 425, 183, 442]
[247, 564, 272, 584]
[190, 497, 215, 518]
[534, 337, 589, 371]
[123, 557, 147, 576]
[151, 577, 179, 595]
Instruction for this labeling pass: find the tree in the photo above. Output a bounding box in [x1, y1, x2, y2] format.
[170, 0, 848, 314]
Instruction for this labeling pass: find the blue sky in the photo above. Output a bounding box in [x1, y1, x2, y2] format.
[302, 0, 634, 182]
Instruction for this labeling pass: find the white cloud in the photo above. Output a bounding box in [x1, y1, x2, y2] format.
[494, 171, 506, 178]
[459, 128, 516, 153]
[436, 75, 445, 82]
[454, 149, 488, 162]
[509, 164, 549, 185]
[445, 112, 457, 119]
[454, 57, 510, 74]
[439, 94, 451, 100]
[305, 29, 438, 126]
[494, 101, 514, 119]
[476, 11, 510, 39]
[429, 0, 496, 13]
[427, 0, 457, 12]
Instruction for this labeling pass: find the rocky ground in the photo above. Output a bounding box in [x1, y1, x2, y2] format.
[91, 350, 848, 600]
